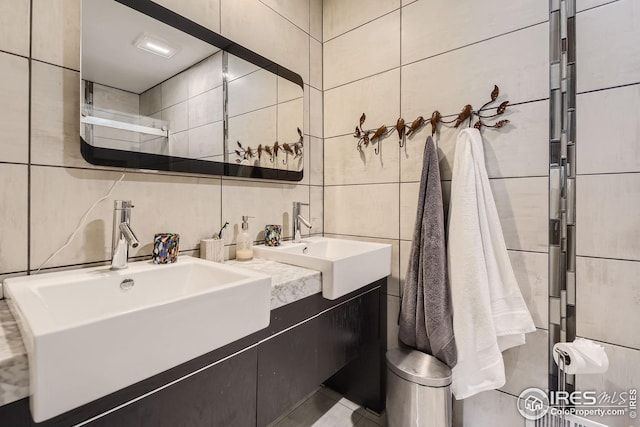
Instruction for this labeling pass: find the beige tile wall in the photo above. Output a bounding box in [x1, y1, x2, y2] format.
[0, 0, 323, 279]
[573, 3, 640, 427]
[322, 1, 549, 425]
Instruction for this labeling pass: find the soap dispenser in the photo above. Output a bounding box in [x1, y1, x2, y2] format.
[236, 216, 254, 261]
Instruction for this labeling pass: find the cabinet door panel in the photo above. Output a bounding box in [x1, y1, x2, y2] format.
[317, 289, 380, 380]
[257, 318, 319, 426]
[87, 347, 258, 427]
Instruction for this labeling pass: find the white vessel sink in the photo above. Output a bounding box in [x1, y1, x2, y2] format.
[3, 256, 271, 422]
[253, 237, 391, 300]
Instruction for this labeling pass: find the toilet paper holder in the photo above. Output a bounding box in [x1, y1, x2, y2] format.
[555, 347, 571, 425]
[555, 347, 571, 393]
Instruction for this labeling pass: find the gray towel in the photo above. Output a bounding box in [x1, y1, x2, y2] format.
[398, 136, 457, 368]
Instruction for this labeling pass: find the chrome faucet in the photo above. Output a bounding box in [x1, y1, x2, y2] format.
[111, 200, 140, 270]
[292, 202, 312, 243]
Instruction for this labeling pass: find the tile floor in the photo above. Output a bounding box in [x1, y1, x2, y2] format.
[268, 386, 386, 427]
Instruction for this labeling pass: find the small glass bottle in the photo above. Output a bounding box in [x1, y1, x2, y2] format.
[236, 216, 254, 261]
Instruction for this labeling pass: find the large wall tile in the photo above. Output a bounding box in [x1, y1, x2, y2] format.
[221, 0, 309, 84]
[491, 177, 549, 253]
[323, 0, 399, 41]
[188, 121, 224, 159]
[575, 341, 640, 427]
[188, 87, 223, 128]
[453, 390, 524, 427]
[324, 183, 399, 239]
[401, 101, 548, 182]
[577, 85, 640, 175]
[309, 0, 322, 41]
[577, 0, 619, 12]
[402, 0, 547, 65]
[309, 136, 323, 186]
[228, 70, 277, 117]
[278, 77, 302, 104]
[508, 250, 549, 330]
[0, 164, 28, 274]
[162, 102, 189, 134]
[152, 0, 221, 33]
[387, 294, 400, 350]
[228, 107, 277, 152]
[501, 329, 548, 396]
[324, 69, 400, 138]
[309, 87, 323, 138]
[303, 84, 311, 137]
[260, 0, 309, 33]
[323, 11, 400, 89]
[93, 84, 139, 115]
[324, 135, 400, 186]
[31, 61, 88, 168]
[0, 52, 29, 163]
[400, 126, 458, 183]
[401, 179, 547, 251]
[221, 179, 309, 244]
[577, 0, 640, 92]
[401, 23, 548, 119]
[188, 52, 223, 98]
[140, 85, 162, 116]
[398, 240, 411, 296]
[310, 186, 324, 235]
[161, 72, 188, 109]
[30, 166, 221, 269]
[0, 0, 30, 56]
[577, 256, 640, 349]
[399, 247, 544, 322]
[399, 182, 419, 241]
[576, 174, 640, 261]
[32, 0, 80, 70]
[310, 38, 322, 90]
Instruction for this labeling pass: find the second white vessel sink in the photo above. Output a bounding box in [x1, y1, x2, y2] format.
[4, 256, 271, 422]
[253, 237, 391, 300]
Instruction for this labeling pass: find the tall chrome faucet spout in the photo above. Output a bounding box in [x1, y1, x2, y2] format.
[292, 202, 311, 243]
[111, 200, 138, 270]
[119, 223, 140, 248]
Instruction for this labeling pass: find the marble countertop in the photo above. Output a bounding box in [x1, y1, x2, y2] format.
[225, 257, 322, 309]
[0, 299, 29, 407]
[0, 258, 322, 408]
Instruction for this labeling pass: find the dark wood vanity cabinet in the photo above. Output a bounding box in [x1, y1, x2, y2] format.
[89, 348, 260, 427]
[1, 280, 386, 427]
[257, 286, 382, 426]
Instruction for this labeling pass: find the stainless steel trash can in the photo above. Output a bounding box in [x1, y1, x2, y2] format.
[386, 348, 452, 427]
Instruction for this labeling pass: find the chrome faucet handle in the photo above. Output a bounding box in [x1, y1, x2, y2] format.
[114, 200, 135, 210]
[111, 199, 138, 270]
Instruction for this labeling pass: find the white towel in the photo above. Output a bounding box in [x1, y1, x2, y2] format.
[448, 128, 536, 400]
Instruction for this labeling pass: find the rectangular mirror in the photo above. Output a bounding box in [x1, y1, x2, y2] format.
[80, 0, 304, 181]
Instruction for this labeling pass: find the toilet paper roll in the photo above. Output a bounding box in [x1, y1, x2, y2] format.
[553, 338, 609, 375]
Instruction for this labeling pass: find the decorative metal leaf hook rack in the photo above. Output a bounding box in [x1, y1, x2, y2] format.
[235, 127, 304, 165]
[354, 85, 511, 155]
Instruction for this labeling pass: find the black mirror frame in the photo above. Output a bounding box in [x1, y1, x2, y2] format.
[80, 0, 304, 181]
